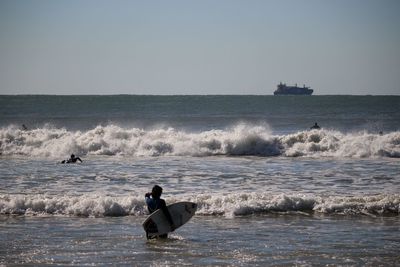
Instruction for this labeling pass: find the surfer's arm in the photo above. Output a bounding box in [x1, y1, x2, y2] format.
[76, 157, 82, 162]
[145, 193, 151, 207]
[160, 200, 175, 231]
[145, 193, 156, 214]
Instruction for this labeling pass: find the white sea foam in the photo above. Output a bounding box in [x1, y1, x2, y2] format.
[191, 193, 400, 217]
[0, 124, 399, 158]
[281, 129, 400, 158]
[0, 194, 147, 217]
[1, 193, 398, 217]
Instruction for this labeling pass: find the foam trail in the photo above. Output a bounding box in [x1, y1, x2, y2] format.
[1, 193, 398, 217]
[0, 124, 399, 158]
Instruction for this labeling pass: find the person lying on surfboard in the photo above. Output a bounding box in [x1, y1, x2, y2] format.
[61, 154, 83, 164]
[145, 185, 176, 236]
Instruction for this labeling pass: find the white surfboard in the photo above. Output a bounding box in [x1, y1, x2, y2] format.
[142, 201, 197, 238]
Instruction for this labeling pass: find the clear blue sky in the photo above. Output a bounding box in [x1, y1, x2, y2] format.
[0, 0, 399, 95]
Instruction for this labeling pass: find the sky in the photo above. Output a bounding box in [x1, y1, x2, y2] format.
[0, 0, 399, 95]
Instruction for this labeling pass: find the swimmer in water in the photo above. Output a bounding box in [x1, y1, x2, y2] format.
[61, 154, 83, 164]
[310, 122, 321, 130]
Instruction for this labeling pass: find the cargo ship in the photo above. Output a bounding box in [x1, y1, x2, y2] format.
[273, 82, 313, 95]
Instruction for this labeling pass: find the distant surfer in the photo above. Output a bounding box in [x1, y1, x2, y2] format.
[61, 154, 83, 164]
[145, 185, 175, 238]
[310, 122, 320, 130]
[21, 124, 28, 131]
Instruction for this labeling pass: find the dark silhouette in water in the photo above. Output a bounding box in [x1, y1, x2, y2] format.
[310, 122, 321, 130]
[22, 124, 28, 131]
[145, 185, 175, 239]
[274, 82, 314, 95]
[61, 154, 83, 164]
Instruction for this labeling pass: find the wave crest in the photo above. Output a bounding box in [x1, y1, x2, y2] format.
[1, 124, 399, 158]
[0, 194, 147, 217]
[1, 193, 398, 217]
[281, 130, 400, 158]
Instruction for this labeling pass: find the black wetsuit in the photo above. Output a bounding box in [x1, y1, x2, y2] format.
[145, 193, 174, 238]
[61, 157, 82, 164]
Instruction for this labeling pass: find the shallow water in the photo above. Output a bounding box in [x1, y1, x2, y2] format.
[1, 155, 399, 266]
[1, 215, 399, 266]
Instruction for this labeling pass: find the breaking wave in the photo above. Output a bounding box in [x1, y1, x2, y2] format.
[0, 124, 399, 158]
[192, 193, 400, 217]
[0, 193, 398, 217]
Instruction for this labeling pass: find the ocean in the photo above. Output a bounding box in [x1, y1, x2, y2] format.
[0, 95, 399, 266]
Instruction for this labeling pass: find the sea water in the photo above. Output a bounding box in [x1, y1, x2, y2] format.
[0, 95, 399, 266]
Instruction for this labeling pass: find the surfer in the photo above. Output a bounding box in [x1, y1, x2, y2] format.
[145, 185, 176, 237]
[310, 122, 320, 130]
[61, 154, 83, 164]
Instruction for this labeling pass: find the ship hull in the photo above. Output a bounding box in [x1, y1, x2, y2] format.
[274, 90, 313, 95]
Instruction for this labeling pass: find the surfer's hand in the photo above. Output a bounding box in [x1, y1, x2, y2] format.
[145, 192, 151, 198]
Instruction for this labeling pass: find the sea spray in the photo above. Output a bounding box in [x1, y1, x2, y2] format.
[281, 130, 400, 158]
[0, 194, 147, 217]
[1, 124, 399, 158]
[1, 193, 398, 217]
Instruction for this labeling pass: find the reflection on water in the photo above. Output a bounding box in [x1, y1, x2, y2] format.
[1, 215, 399, 266]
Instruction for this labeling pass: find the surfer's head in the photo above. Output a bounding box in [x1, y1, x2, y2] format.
[70, 154, 75, 159]
[152, 185, 163, 198]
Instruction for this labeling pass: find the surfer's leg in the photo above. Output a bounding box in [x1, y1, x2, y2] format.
[146, 232, 159, 240]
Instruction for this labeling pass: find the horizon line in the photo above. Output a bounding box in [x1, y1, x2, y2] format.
[1, 93, 400, 97]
